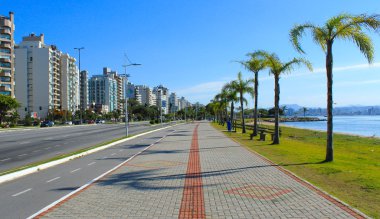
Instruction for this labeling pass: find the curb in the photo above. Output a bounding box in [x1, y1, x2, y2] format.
[0, 124, 179, 185]
[215, 125, 368, 219]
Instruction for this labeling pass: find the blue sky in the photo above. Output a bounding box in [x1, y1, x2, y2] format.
[2, 0, 380, 108]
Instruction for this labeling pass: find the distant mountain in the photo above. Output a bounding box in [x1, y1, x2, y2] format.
[281, 104, 380, 116]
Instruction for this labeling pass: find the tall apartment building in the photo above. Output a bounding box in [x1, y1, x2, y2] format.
[88, 70, 118, 113]
[103, 67, 125, 111]
[153, 85, 169, 114]
[79, 70, 89, 110]
[169, 92, 179, 113]
[125, 82, 136, 99]
[179, 97, 191, 110]
[0, 12, 15, 97]
[15, 33, 62, 118]
[61, 53, 79, 112]
[136, 85, 156, 106]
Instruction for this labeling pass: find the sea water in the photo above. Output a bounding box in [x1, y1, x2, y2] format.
[282, 115, 380, 137]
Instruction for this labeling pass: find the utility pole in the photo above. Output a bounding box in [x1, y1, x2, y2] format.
[74, 47, 84, 124]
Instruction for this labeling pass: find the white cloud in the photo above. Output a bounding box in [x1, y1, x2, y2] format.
[259, 62, 380, 80]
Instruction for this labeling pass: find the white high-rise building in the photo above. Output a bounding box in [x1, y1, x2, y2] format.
[136, 85, 156, 106]
[15, 33, 62, 118]
[153, 85, 169, 114]
[169, 92, 179, 113]
[88, 70, 118, 113]
[61, 53, 79, 113]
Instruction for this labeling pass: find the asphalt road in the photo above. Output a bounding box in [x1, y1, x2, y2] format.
[0, 122, 168, 173]
[0, 124, 181, 218]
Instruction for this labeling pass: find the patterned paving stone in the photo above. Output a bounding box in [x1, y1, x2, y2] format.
[39, 122, 366, 219]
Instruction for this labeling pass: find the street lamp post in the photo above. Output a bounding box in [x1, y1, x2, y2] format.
[74, 47, 84, 123]
[122, 63, 141, 136]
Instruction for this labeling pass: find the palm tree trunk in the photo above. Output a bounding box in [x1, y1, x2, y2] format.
[230, 102, 234, 123]
[273, 74, 280, 144]
[326, 42, 334, 162]
[240, 92, 246, 133]
[253, 71, 258, 136]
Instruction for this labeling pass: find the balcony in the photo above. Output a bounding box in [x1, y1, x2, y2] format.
[0, 29, 11, 35]
[0, 57, 11, 63]
[0, 19, 12, 28]
[0, 85, 11, 92]
[0, 71, 11, 77]
[0, 43, 11, 49]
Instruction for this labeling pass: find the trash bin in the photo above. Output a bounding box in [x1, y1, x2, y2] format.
[227, 120, 232, 132]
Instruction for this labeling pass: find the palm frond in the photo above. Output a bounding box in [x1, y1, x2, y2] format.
[290, 23, 318, 54]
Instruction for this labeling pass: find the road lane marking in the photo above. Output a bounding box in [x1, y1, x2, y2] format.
[27, 129, 176, 219]
[54, 145, 61, 147]
[0, 158, 11, 162]
[102, 156, 108, 159]
[44, 147, 51, 150]
[87, 162, 96, 166]
[70, 168, 81, 173]
[19, 141, 31, 145]
[119, 149, 124, 152]
[12, 188, 32, 197]
[63, 142, 68, 145]
[18, 154, 28, 157]
[111, 153, 116, 156]
[32, 150, 41, 153]
[46, 177, 61, 183]
[44, 138, 53, 140]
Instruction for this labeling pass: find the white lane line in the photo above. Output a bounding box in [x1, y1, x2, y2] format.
[63, 142, 68, 145]
[19, 141, 31, 145]
[87, 162, 96, 166]
[119, 149, 124, 152]
[32, 150, 41, 153]
[111, 153, 116, 156]
[12, 188, 32, 197]
[44, 147, 51, 150]
[18, 154, 28, 157]
[102, 156, 108, 159]
[0, 158, 11, 162]
[70, 168, 81, 173]
[54, 145, 61, 147]
[44, 138, 53, 140]
[46, 177, 61, 183]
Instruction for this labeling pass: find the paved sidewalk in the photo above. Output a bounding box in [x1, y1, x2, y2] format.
[37, 122, 364, 219]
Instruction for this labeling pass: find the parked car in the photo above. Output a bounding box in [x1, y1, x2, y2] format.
[65, 121, 73, 125]
[88, 120, 95, 124]
[96, 119, 105, 124]
[40, 121, 54, 127]
[73, 120, 81, 125]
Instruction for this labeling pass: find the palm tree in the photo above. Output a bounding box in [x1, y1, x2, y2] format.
[251, 51, 312, 144]
[290, 13, 380, 161]
[214, 90, 229, 125]
[229, 72, 254, 133]
[223, 82, 239, 124]
[239, 53, 267, 136]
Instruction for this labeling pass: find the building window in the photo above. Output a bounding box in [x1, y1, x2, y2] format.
[30, 57, 33, 61]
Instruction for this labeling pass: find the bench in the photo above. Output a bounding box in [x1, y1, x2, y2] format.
[251, 127, 281, 141]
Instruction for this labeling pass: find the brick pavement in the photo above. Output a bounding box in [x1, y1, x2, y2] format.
[37, 122, 365, 219]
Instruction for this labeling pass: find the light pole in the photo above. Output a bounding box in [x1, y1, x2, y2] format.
[122, 63, 141, 136]
[74, 47, 84, 123]
[159, 90, 163, 127]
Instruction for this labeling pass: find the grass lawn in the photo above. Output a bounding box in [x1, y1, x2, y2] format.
[211, 122, 380, 218]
